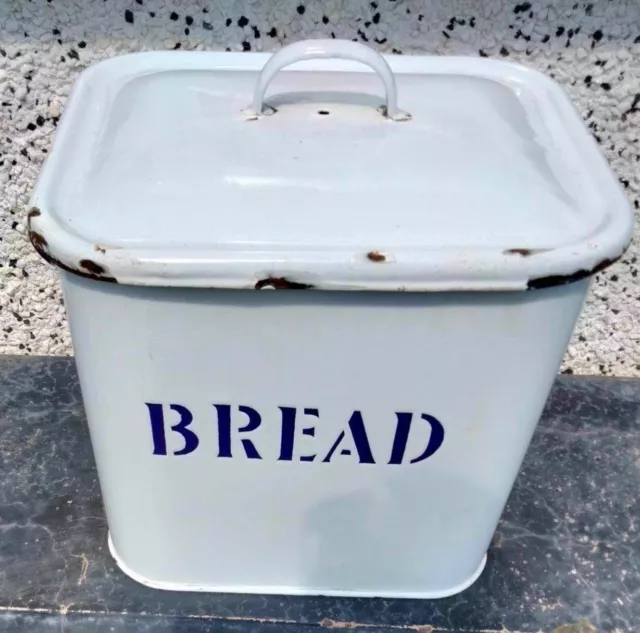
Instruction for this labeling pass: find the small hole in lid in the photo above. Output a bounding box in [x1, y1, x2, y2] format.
[317, 109, 330, 115]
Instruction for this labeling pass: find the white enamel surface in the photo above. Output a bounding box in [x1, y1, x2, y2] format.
[63, 273, 588, 596]
[31, 47, 633, 290]
[107, 534, 488, 598]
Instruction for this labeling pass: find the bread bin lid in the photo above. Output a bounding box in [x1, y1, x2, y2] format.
[29, 40, 633, 291]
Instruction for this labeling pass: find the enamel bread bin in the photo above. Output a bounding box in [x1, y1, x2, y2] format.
[29, 40, 633, 598]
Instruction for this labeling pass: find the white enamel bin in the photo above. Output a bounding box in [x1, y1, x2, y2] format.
[29, 40, 633, 598]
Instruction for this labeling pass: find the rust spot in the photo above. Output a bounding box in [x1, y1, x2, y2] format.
[505, 247, 553, 257]
[527, 256, 619, 290]
[27, 207, 41, 219]
[29, 230, 48, 250]
[553, 620, 596, 633]
[255, 277, 314, 290]
[30, 237, 117, 284]
[367, 250, 387, 263]
[80, 259, 107, 275]
[504, 248, 534, 257]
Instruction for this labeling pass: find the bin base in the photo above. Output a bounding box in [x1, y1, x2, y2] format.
[108, 533, 487, 599]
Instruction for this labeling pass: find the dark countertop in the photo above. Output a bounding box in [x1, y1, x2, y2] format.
[0, 356, 638, 633]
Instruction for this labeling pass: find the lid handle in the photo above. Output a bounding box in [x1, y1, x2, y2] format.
[251, 39, 411, 121]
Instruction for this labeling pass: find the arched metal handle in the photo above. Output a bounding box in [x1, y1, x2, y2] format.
[251, 39, 410, 121]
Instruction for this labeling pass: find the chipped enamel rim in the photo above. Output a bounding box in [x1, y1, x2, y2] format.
[29, 50, 634, 291]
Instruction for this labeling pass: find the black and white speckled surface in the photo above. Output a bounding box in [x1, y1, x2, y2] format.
[0, 1, 639, 376]
[0, 356, 639, 632]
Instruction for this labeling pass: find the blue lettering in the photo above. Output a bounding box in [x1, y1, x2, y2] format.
[214, 404, 262, 459]
[323, 410, 375, 464]
[146, 402, 445, 464]
[388, 412, 445, 464]
[145, 403, 199, 456]
[278, 407, 318, 462]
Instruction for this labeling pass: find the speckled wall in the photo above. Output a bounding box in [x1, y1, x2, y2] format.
[0, 0, 638, 375]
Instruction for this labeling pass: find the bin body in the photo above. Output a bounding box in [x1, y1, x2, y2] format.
[63, 272, 588, 597]
[30, 42, 633, 598]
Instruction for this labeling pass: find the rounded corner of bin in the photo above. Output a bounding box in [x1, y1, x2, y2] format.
[26, 208, 120, 285]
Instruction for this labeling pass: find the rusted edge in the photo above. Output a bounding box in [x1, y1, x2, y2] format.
[367, 250, 387, 263]
[255, 276, 314, 290]
[504, 248, 551, 257]
[79, 259, 107, 275]
[30, 239, 118, 284]
[27, 209, 117, 284]
[526, 256, 620, 290]
[29, 229, 48, 250]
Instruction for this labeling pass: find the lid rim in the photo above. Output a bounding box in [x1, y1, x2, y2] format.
[28, 206, 632, 292]
[30, 48, 635, 292]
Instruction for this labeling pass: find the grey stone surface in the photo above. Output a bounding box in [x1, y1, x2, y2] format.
[1, 1, 640, 379]
[0, 356, 638, 632]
